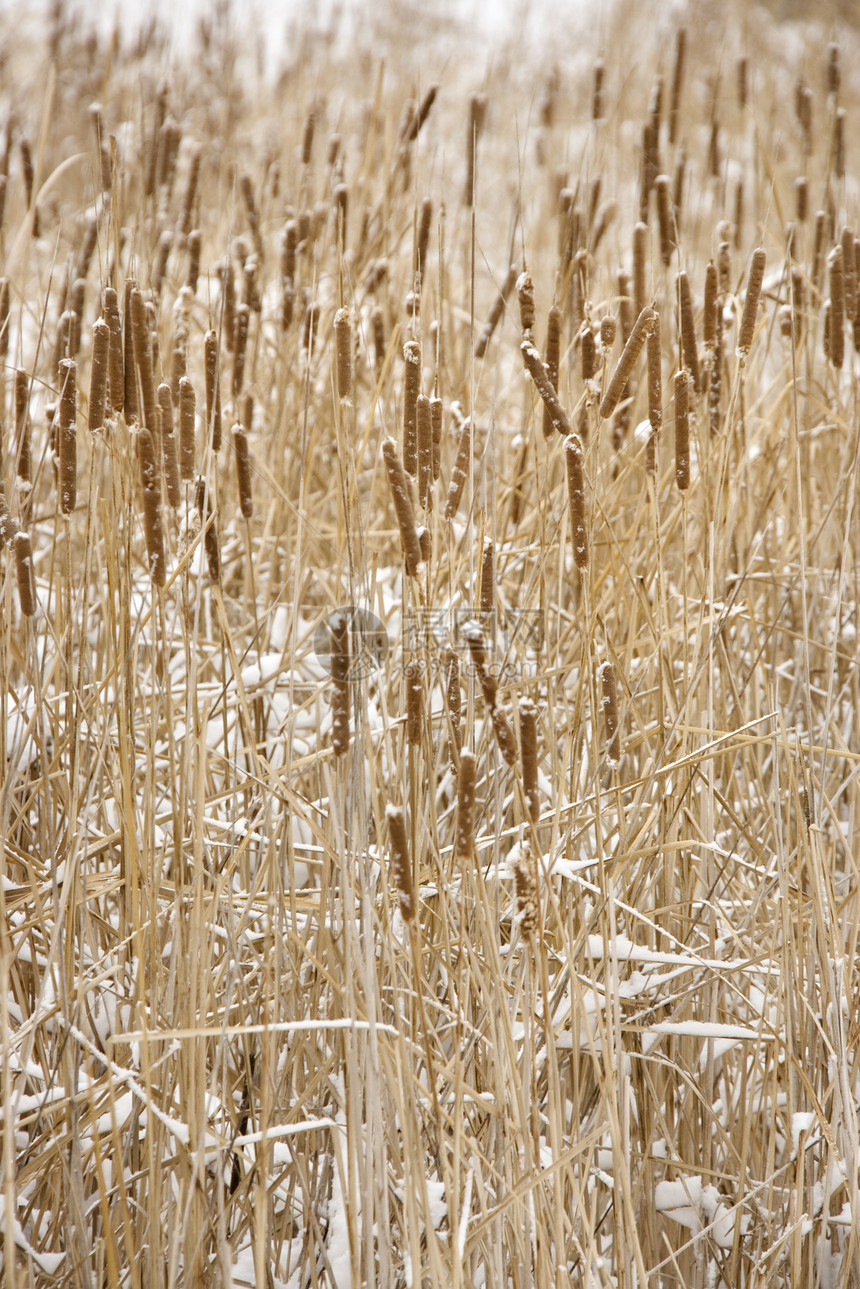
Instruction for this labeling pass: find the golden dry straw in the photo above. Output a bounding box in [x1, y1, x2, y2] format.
[386, 805, 415, 922]
[57, 358, 77, 516]
[204, 328, 223, 450]
[333, 307, 353, 402]
[382, 437, 423, 576]
[519, 698, 539, 823]
[475, 264, 517, 359]
[599, 659, 621, 766]
[677, 271, 700, 392]
[445, 413, 471, 521]
[454, 750, 476, 861]
[14, 529, 35, 616]
[674, 368, 691, 491]
[330, 610, 350, 757]
[88, 318, 109, 433]
[138, 427, 166, 585]
[521, 339, 572, 436]
[157, 383, 181, 510]
[564, 433, 588, 569]
[599, 305, 656, 419]
[737, 247, 766, 358]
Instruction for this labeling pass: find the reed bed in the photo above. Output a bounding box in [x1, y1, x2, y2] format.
[1, 0, 860, 1285]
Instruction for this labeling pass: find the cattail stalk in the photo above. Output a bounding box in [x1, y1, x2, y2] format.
[196, 476, 220, 582]
[599, 305, 657, 419]
[386, 805, 415, 922]
[157, 383, 181, 509]
[542, 305, 562, 439]
[416, 394, 433, 511]
[139, 428, 166, 585]
[647, 311, 662, 432]
[330, 611, 350, 756]
[522, 339, 572, 435]
[178, 376, 196, 481]
[204, 328, 222, 450]
[14, 529, 35, 616]
[15, 369, 31, 484]
[402, 340, 421, 476]
[828, 245, 845, 370]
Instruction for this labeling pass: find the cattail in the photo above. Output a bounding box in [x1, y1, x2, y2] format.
[795, 177, 808, 224]
[130, 287, 157, 432]
[102, 286, 124, 414]
[640, 119, 659, 221]
[402, 339, 421, 476]
[334, 307, 352, 402]
[599, 660, 621, 765]
[592, 60, 605, 121]
[475, 264, 517, 358]
[581, 326, 597, 382]
[186, 229, 201, 293]
[703, 261, 718, 351]
[204, 328, 222, 450]
[674, 368, 690, 491]
[84, 318, 109, 435]
[464, 93, 486, 207]
[491, 706, 518, 766]
[332, 182, 348, 252]
[15, 369, 30, 485]
[647, 310, 662, 433]
[386, 805, 415, 922]
[281, 219, 297, 282]
[672, 146, 686, 234]
[453, 749, 477, 862]
[516, 270, 535, 334]
[330, 610, 350, 756]
[416, 394, 433, 511]
[514, 842, 539, 938]
[479, 537, 494, 615]
[231, 302, 250, 399]
[446, 647, 462, 745]
[828, 245, 845, 369]
[677, 271, 700, 393]
[57, 359, 76, 515]
[812, 211, 826, 290]
[564, 434, 588, 569]
[655, 175, 675, 266]
[416, 197, 432, 279]
[0, 495, 15, 548]
[14, 529, 35, 616]
[707, 120, 720, 179]
[445, 413, 471, 521]
[151, 230, 172, 297]
[827, 42, 840, 97]
[241, 392, 254, 433]
[382, 437, 423, 575]
[737, 56, 748, 109]
[195, 476, 220, 582]
[797, 84, 812, 156]
[139, 428, 165, 585]
[599, 305, 656, 419]
[405, 660, 423, 746]
[717, 238, 732, 296]
[835, 109, 845, 180]
[668, 26, 687, 145]
[737, 248, 766, 358]
[178, 376, 196, 482]
[170, 326, 187, 406]
[218, 260, 236, 353]
[301, 106, 317, 166]
[841, 227, 856, 322]
[178, 143, 201, 237]
[465, 626, 498, 709]
[521, 339, 572, 435]
[519, 699, 539, 823]
[599, 315, 616, 351]
[632, 222, 648, 319]
[303, 301, 320, 356]
[430, 395, 443, 481]
[710, 295, 723, 435]
[20, 134, 34, 210]
[157, 383, 181, 509]
[239, 171, 264, 260]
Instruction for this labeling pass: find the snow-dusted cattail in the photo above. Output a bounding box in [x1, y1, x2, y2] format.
[416, 197, 432, 279]
[382, 437, 423, 576]
[204, 328, 222, 450]
[517, 269, 535, 335]
[329, 610, 350, 757]
[475, 264, 516, 359]
[157, 383, 181, 510]
[14, 529, 35, 616]
[15, 369, 31, 484]
[514, 842, 539, 938]
[416, 393, 433, 511]
[386, 805, 415, 922]
[196, 476, 220, 582]
[405, 660, 423, 746]
[139, 428, 166, 585]
[88, 318, 109, 433]
[446, 647, 462, 748]
[178, 376, 196, 482]
[402, 339, 421, 476]
[479, 537, 494, 616]
[674, 368, 690, 491]
[737, 248, 766, 358]
[581, 326, 597, 382]
[334, 307, 352, 401]
[445, 414, 471, 521]
[454, 750, 476, 861]
[231, 302, 249, 399]
[677, 271, 700, 392]
[57, 358, 77, 515]
[647, 310, 662, 433]
[430, 395, 443, 481]
[842, 227, 856, 322]
[599, 305, 656, 419]
[519, 699, 539, 823]
[599, 660, 621, 765]
[521, 338, 572, 436]
[633, 225, 648, 319]
[564, 434, 588, 570]
[542, 305, 562, 439]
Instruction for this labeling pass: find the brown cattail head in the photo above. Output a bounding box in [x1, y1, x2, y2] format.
[402, 339, 421, 476]
[405, 659, 423, 746]
[330, 610, 350, 756]
[668, 27, 687, 145]
[828, 245, 845, 369]
[835, 108, 846, 180]
[301, 106, 317, 166]
[514, 842, 539, 938]
[479, 536, 494, 616]
[334, 307, 352, 402]
[464, 93, 486, 207]
[516, 270, 535, 334]
[522, 338, 572, 435]
[0, 277, 9, 360]
[564, 434, 588, 569]
[430, 395, 443, 482]
[157, 383, 181, 510]
[655, 175, 675, 266]
[677, 271, 700, 393]
[58, 358, 77, 515]
[737, 248, 766, 358]
[386, 805, 415, 922]
[382, 437, 423, 576]
[599, 315, 616, 351]
[519, 698, 539, 823]
[491, 705, 518, 766]
[15, 369, 31, 484]
[446, 645, 462, 738]
[88, 318, 110, 432]
[195, 476, 220, 582]
[232, 302, 250, 398]
[599, 305, 656, 420]
[417, 197, 432, 280]
[454, 751, 476, 861]
[416, 393, 433, 511]
[633, 224, 649, 317]
[371, 306, 386, 370]
[674, 368, 690, 491]
[475, 264, 517, 358]
[139, 428, 166, 585]
[130, 287, 158, 432]
[841, 226, 856, 322]
[204, 328, 222, 450]
[178, 375, 196, 481]
[102, 286, 124, 414]
[592, 60, 605, 121]
[703, 261, 718, 351]
[14, 527, 35, 616]
[542, 305, 562, 439]
[647, 309, 662, 433]
[233, 423, 253, 520]
[599, 659, 621, 766]
[445, 413, 471, 521]
[581, 326, 597, 383]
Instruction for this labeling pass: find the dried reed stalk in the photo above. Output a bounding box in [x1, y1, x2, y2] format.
[58, 359, 77, 515]
[383, 437, 423, 575]
[445, 414, 471, 521]
[737, 248, 766, 358]
[88, 319, 109, 433]
[454, 751, 476, 861]
[599, 305, 656, 419]
[330, 610, 350, 756]
[14, 529, 35, 616]
[519, 699, 539, 823]
[677, 271, 700, 392]
[674, 368, 690, 491]
[386, 805, 415, 922]
[564, 434, 588, 569]
[599, 660, 621, 765]
[475, 264, 517, 358]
